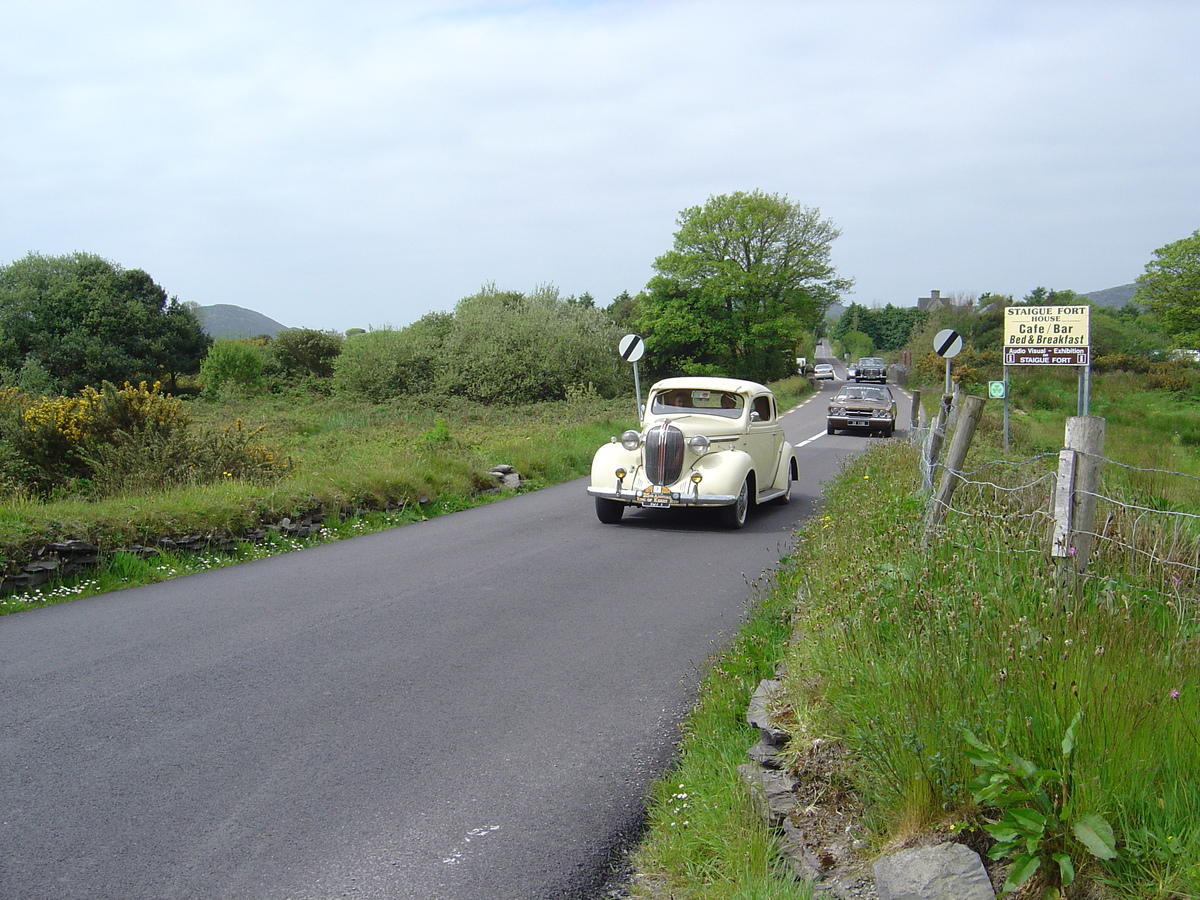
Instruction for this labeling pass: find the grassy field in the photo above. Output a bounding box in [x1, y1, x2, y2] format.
[627, 367, 1200, 900]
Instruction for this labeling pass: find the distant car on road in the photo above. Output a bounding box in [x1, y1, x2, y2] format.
[848, 357, 887, 383]
[826, 384, 898, 437]
[813, 364, 836, 381]
[588, 377, 798, 529]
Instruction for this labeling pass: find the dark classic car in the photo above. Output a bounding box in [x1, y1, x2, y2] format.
[826, 384, 898, 437]
[848, 357, 887, 383]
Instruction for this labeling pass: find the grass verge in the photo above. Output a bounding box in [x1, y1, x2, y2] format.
[626, 565, 814, 900]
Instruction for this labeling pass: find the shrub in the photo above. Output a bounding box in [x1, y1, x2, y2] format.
[332, 319, 448, 400]
[13, 382, 188, 489]
[1, 382, 288, 497]
[435, 285, 625, 403]
[199, 340, 267, 396]
[271, 328, 344, 380]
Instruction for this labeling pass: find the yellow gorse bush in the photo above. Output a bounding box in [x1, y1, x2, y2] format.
[21, 382, 188, 446]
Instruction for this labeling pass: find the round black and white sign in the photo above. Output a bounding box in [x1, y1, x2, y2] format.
[933, 328, 963, 358]
[618, 333, 645, 362]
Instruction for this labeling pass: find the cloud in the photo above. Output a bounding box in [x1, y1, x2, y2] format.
[2, 0, 1198, 329]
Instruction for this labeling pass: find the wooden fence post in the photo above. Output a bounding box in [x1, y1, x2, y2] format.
[909, 389, 922, 436]
[1051, 416, 1106, 576]
[923, 393, 954, 492]
[923, 395, 986, 541]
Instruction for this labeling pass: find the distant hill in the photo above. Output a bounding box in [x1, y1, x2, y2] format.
[1083, 283, 1139, 309]
[195, 304, 289, 339]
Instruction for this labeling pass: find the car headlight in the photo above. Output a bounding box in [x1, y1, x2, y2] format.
[687, 434, 710, 454]
[620, 430, 642, 451]
[829, 407, 844, 415]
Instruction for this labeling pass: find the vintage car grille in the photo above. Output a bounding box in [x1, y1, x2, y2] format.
[644, 422, 685, 485]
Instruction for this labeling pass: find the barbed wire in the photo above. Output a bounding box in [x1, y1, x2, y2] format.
[922, 443, 1200, 590]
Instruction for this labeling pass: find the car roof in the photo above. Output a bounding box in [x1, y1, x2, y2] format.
[649, 376, 771, 395]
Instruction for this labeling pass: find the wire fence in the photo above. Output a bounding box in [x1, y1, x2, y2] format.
[913, 415, 1200, 596]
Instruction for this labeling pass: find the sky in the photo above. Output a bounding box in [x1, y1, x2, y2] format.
[2, 1, 1198, 333]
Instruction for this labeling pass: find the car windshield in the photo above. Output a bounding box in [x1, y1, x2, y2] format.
[836, 387, 888, 402]
[651, 389, 744, 418]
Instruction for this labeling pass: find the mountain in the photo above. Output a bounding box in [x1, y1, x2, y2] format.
[1083, 283, 1138, 309]
[194, 304, 289, 339]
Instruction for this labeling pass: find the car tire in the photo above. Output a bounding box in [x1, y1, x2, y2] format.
[719, 478, 750, 529]
[595, 497, 625, 524]
[826, 422, 836, 435]
[883, 423, 894, 438]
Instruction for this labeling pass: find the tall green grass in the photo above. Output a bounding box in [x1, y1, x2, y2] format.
[776, 439, 1200, 898]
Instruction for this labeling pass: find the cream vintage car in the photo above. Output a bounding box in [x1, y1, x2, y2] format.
[587, 376, 798, 528]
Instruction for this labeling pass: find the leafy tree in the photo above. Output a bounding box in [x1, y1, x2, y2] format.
[0, 252, 210, 392]
[641, 190, 852, 382]
[436, 285, 625, 403]
[831, 303, 928, 353]
[271, 328, 344, 379]
[605, 290, 639, 330]
[1135, 229, 1200, 347]
[332, 314, 451, 401]
[1090, 305, 1171, 358]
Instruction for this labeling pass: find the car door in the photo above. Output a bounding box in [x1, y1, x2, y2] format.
[744, 392, 783, 493]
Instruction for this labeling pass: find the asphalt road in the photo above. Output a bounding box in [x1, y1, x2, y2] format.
[0, 365, 909, 900]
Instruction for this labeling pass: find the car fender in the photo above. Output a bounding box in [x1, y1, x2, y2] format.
[690, 446, 755, 495]
[589, 441, 641, 489]
[770, 442, 798, 491]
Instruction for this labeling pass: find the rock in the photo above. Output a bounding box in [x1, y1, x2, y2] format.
[488, 465, 522, 489]
[872, 843, 996, 900]
[746, 678, 790, 745]
[738, 761, 799, 825]
[747, 737, 787, 769]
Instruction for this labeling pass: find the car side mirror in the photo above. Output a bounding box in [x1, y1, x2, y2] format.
[749, 411, 761, 422]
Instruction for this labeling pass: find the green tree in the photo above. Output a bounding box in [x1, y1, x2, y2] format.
[271, 328, 344, 380]
[332, 314, 451, 401]
[0, 252, 210, 392]
[1135, 230, 1200, 347]
[831, 303, 928, 353]
[643, 190, 852, 382]
[436, 285, 624, 403]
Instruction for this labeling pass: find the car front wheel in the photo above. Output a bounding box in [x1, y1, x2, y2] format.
[595, 497, 625, 524]
[719, 478, 750, 529]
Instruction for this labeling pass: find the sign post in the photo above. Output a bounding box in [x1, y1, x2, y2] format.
[618, 334, 646, 418]
[1003, 306, 1092, 414]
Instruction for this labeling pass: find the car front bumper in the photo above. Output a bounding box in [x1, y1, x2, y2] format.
[586, 485, 738, 508]
[827, 416, 893, 432]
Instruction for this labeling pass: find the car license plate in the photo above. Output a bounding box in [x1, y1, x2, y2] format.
[638, 486, 677, 508]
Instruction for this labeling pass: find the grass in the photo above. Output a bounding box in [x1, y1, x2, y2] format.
[626, 573, 814, 900]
